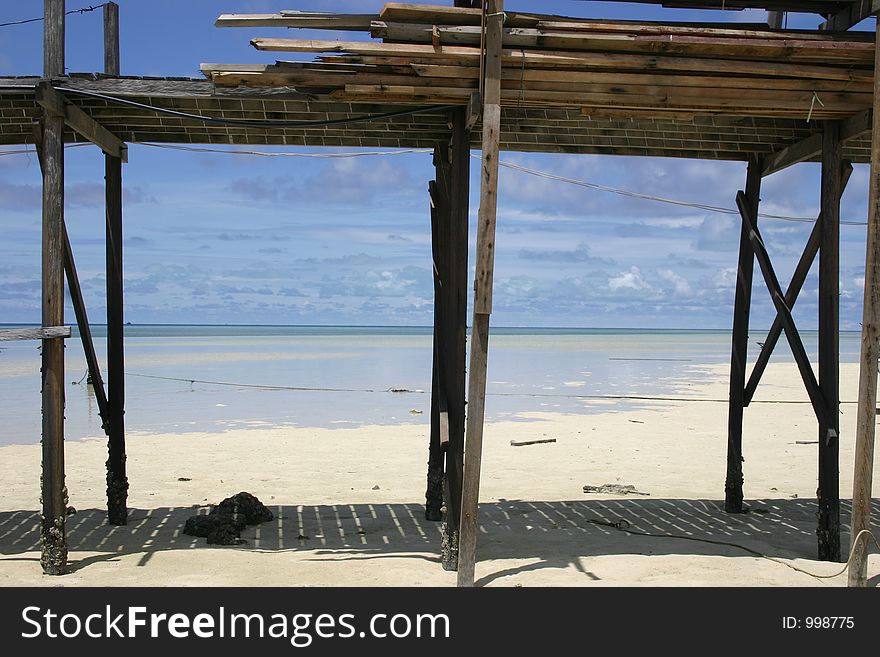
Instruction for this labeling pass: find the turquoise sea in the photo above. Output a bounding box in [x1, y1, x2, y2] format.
[0, 324, 862, 446]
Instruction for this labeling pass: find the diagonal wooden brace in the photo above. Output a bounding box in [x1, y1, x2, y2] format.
[736, 191, 833, 437]
[35, 81, 128, 162]
[743, 161, 853, 406]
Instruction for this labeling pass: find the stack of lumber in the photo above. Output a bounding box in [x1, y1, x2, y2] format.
[201, 3, 875, 120]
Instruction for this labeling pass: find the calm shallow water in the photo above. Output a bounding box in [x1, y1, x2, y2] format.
[0, 325, 862, 445]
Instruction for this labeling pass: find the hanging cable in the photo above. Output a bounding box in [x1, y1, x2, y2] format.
[0, 3, 108, 29]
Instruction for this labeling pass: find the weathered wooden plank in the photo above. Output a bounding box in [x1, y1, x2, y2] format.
[409, 63, 874, 92]
[41, 0, 67, 578]
[216, 13, 376, 29]
[35, 82, 128, 161]
[372, 22, 875, 63]
[0, 326, 71, 341]
[251, 38, 871, 81]
[849, 16, 880, 588]
[325, 50, 874, 83]
[725, 156, 761, 514]
[818, 120, 842, 562]
[458, 0, 504, 589]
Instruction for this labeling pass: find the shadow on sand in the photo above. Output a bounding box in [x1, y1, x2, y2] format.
[1, 497, 876, 584]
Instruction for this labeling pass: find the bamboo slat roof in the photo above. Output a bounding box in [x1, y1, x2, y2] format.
[0, 3, 875, 163]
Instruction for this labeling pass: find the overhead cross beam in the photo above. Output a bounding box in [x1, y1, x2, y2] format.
[820, 0, 880, 31]
[735, 191, 833, 433]
[743, 161, 853, 405]
[762, 109, 870, 177]
[34, 81, 128, 162]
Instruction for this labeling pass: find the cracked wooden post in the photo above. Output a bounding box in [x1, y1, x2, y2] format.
[457, 0, 503, 588]
[725, 155, 761, 513]
[818, 121, 842, 562]
[103, 1, 129, 526]
[40, 0, 67, 576]
[848, 15, 880, 586]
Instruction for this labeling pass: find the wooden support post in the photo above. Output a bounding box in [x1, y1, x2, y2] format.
[40, 0, 67, 576]
[744, 163, 853, 405]
[33, 119, 111, 430]
[458, 0, 503, 588]
[442, 108, 470, 571]
[725, 156, 761, 514]
[104, 0, 128, 526]
[426, 148, 451, 524]
[104, 2, 119, 75]
[849, 16, 880, 587]
[818, 121, 842, 562]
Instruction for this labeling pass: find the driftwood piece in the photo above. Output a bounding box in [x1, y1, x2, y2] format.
[510, 438, 556, 447]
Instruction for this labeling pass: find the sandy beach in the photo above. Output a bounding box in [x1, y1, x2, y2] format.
[0, 360, 877, 587]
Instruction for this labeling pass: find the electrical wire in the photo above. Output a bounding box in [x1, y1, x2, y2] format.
[124, 371, 860, 405]
[493, 157, 869, 226]
[0, 3, 108, 29]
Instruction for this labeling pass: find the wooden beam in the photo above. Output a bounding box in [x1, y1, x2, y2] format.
[104, 0, 128, 527]
[34, 82, 128, 162]
[725, 156, 761, 514]
[63, 224, 110, 427]
[820, 0, 880, 31]
[762, 109, 871, 176]
[736, 191, 831, 429]
[0, 327, 70, 341]
[104, 3, 119, 76]
[216, 13, 376, 29]
[818, 120, 842, 562]
[849, 15, 880, 588]
[41, 0, 67, 577]
[458, 0, 503, 589]
[744, 161, 853, 405]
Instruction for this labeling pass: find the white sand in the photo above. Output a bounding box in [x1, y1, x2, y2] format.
[0, 361, 877, 586]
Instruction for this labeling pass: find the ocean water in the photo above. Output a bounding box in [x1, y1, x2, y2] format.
[0, 324, 862, 446]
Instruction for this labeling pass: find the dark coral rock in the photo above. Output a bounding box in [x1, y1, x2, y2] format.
[211, 491, 274, 525]
[183, 492, 273, 546]
[183, 513, 245, 539]
[206, 524, 246, 546]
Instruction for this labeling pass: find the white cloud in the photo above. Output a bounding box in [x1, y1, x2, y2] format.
[608, 266, 650, 292]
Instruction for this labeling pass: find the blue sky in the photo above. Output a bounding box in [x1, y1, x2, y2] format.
[0, 1, 874, 328]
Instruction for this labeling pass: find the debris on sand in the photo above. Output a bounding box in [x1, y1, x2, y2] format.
[583, 483, 650, 496]
[510, 438, 556, 447]
[183, 491, 274, 545]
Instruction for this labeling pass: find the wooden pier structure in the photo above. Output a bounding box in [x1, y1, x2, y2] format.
[0, 0, 878, 586]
